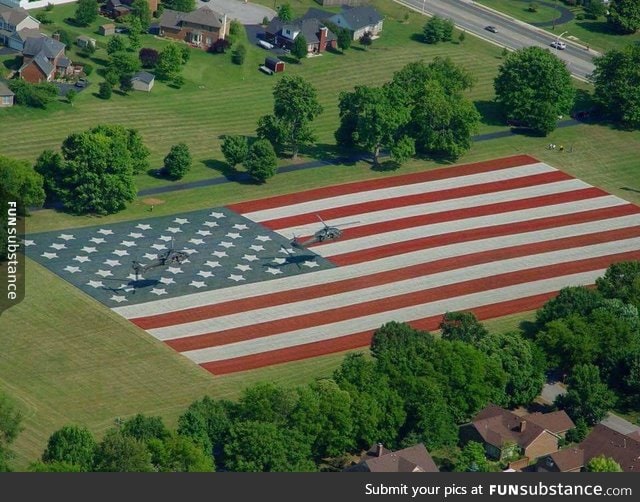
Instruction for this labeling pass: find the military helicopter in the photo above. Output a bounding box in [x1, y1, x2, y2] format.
[290, 215, 359, 249]
[131, 240, 189, 281]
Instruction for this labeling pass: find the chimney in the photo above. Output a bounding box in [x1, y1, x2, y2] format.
[519, 420, 527, 433]
[376, 443, 384, 457]
[318, 26, 328, 53]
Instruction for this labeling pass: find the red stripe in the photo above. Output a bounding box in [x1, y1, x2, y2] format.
[130, 207, 640, 330]
[227, 155, 539, 214]
[262, 170, 572, 230]
[331, 203, 640, 266]
[199, 292, 561, 375]
[300, 187, 607, 246]
[168, 249, 640, 352]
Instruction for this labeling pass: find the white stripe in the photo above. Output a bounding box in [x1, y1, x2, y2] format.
[150, 238, 640, 341]
[184, 270, 606, 363]
[313, 196, 626, 257]
[113, 212, 640, 319]
[276, 179, 591, 239]
[244, 163, 556, 222]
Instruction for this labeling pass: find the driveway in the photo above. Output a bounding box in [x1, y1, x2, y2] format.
[0, 47, 19, 56]
[197, 0, 276, 24]
[601, 413, 640, 436]
[539, 382, 566, 405]
[55, 81, 90, 97]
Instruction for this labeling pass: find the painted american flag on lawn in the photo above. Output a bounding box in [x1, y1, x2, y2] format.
[105, 155, 640, 375]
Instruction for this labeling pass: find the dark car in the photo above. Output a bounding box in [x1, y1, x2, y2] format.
[485, 26, 498, 33]
[75, 78, 88, 88]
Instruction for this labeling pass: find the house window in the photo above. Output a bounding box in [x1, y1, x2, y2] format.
[1, 96, 11, 105]
[206, 37, 212, 46]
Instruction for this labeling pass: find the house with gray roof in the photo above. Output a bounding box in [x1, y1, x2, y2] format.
[19, 34, 71, 83]
[131, 71, 155, 92]
[0, 3, 39, 51]
[159, 6, 228, 51]
[329, 5, 383, 41]
[265, 16, 337, 55]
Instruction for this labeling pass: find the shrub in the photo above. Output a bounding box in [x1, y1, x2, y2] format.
[163, 143, 192, 179]
[82, 63, 93, 76]
[98, 82, 112, 100]
[262, 16, 269, 26]
[8, 80, 58, 108]
[139, 48, 160, 68]
[231, 44, 246, 65]
[576, 12, 585, 20]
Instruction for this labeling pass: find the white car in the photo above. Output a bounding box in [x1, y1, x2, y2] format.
[550, 41, 567, 50]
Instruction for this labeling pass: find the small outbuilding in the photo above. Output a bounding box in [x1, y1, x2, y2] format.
[76, 35, 97, 49]
[265, 57, 285, 73]
[99, 23, 116, 36]
[131, 71, 155, 92]
[0, 81, 15, 107]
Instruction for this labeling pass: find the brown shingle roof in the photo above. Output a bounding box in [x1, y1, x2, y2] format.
[580, 424, 640, 473]
[472, 404, 545, 449]
[524, 411, 575, 434]
[346, 444, 439, 472]
[548, 447, 585, 472]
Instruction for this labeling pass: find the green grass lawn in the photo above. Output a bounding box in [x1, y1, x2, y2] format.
[476, 0, 640, 52]
[1, 0, 640, 470]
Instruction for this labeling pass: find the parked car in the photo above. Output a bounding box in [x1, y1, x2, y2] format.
[75, 78, 88, 88]
[485, 26, 498, 33]
[257, 40, 274, 50]
[550, 41, 566, 50]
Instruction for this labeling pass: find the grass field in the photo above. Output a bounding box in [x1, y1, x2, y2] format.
[476, 0, 640, 52]
[1, 0, 640, 470]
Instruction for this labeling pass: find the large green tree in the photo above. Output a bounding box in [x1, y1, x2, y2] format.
[163, 143, 192, 180]
[607, 0, 640, 34]
[93, 428, 154, 472]
[178, 396, 232, 461]
[454, 441, 491, 472]
[439, 311, 488, 344]
[535, 286, 604, 327]
[257, 75, 322, 158]
[121, 414, 170, 443]
[221, 135, 248, 167]
[586, 455, 623, 472]
[592, 45, 640, 129]
[74, 0, 98, 27]
[41, 425, 96, 471]
[556, 364, 616, 425]
[292, 34, 308, 61]
[131, 0, 152, 31]
[244, 139, 278, 183]
[494, 46, 575, 135]
[0, 393, 22, 472]
[596, 261, 640, 308]
[147, 434, 214, 472]
[277, 3, 293, 22]
[156, 44, 184, 82]
[34, 125, 148, 215]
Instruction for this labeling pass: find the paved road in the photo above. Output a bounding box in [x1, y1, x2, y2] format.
[601, 412, 640, 436]
[396, 0, 596, 80]
[539, 381, 566, 405]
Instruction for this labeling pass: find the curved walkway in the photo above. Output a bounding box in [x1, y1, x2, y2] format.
[516, 0, 575, 28]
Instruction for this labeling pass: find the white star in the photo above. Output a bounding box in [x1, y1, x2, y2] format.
[235, 264, 251, 272]
[266, 267, 283, 275]
[23, 240, 35, 247]
[249, 244, 265, 252]
[197, 270, 214, 278]
[110, 295, 128, 303]
[204, 260, 221, 268]
[209, 211, 225, 219]
[202, 221, 219, 228]
[189, 238, 205, 245]
[90, 237, 106, 244]
[104, 259, 121, 267]
[196, 230, 212, 236]
[166, 227, 182, 234]
[50, 243, 66, 250]
[112, 249, 129, 257]
[182, 248, 198, 255]
[143, 253, 158, 260]
[58, 233, 75, 241]
[212, 251, 227, 258]
[242, 254, 258, 262]
[150, 288, 167, 296]
[73, 256, 91, 263]
[128, 232, 144, 239]
[233, 224, 249, 230]
[119, 284, 135, 293]
[219, 241, 234, 249]
[86, 280, 104, 288]
[303, 260, 319, 268]
[64, 265, 81, 273]
[226, 232, 241, 239]
[167, 267, 183, 274]
[127, 273, 139, 281]
[136, 224, 152, 231]
[255, 235, 271, 242]
[41, 252, 58, 259]
[272, 257, 286, 265]
[151, 244, 167, 251]
[120, 240, 136, 247]
[279, 247, 295, 255]
[82, 246, 97, 254]
[97, 229, 113, 235]
[228, 274, 245, 282]
[182, 258, 191, 264]
[158, 235, 173, 242]
[189, 280, 207, 288]
[174, 217, 190, 225]
[95, 270, 113, 278]
[159, 277, 175, 285]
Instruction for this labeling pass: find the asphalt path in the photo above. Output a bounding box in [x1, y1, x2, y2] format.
[396, 0, 596, 81]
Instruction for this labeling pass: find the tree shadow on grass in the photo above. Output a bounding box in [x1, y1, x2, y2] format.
[519, 319, 538, 340]
[2, 56, 21, 71]
[475, 99, 505, 127]
[371, 159, 402, 172]
[409, 33, 426, 44]
[203, 158, 256, 185]
[575, 20, 619, 36]
[299, 143, 358, 166]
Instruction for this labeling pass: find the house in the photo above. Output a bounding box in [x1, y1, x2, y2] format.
[19, 35, 71, 83]
[0, 3, 40, 51]
[345, 443, 439, 472]
[328, 5, 383, 41]
[101, 0, 131, 19]
[131, 70, 154, 92]
[158, 6, 228, 51]
[536, 447, 585, 472]
[0, 80, 14, 107]
[99, 24, 116, 36]
[470, 404, 574, 462]
[579, 424, 640, 472]
[265, 17, 337, 55]
[76, 35, 96, 49]
[264, 57, 284, 73]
